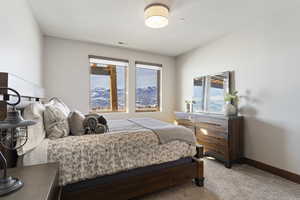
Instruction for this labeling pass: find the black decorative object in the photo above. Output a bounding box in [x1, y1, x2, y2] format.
[0, 87, 36, 196]
[83, 114, 108, 134]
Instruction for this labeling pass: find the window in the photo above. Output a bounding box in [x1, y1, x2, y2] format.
[135, 61, 161, 112]
[89, 56, 128, 112]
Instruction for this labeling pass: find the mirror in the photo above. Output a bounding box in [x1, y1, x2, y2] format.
[193, 77, 205, 112]
[207, 72, 230, 113]
[193, 71, 231, 114]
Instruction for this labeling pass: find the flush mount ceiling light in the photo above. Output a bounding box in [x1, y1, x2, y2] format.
[144, 3, 169, 29]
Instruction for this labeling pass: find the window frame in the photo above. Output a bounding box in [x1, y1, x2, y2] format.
[135, 61, 162, 112]
[89, 55, 128, 113]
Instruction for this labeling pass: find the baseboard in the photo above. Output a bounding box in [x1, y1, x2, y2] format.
[242, 158, 300, 184]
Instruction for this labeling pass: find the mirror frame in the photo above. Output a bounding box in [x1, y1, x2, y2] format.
[193, 76, 206, 112]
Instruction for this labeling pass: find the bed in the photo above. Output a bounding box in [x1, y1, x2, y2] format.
[0, 72, 204, 200]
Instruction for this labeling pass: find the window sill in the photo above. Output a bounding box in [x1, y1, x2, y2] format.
[89, 110, 127, 114]
[135, 109, 161, 113]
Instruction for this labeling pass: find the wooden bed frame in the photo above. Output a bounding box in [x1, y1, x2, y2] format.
[61, 155, 204, 200]
[0, 72, 204, 200]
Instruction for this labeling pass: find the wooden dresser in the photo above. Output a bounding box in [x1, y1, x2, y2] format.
[175, 112, 243, 168]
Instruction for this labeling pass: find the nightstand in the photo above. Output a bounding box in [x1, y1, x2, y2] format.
[2, 163, 59, 200]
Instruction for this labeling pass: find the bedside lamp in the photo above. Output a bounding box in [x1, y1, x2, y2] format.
[0, 87, 36, 196]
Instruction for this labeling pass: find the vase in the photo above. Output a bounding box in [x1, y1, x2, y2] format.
[224, 102, 237, 116]
[186, 103, 191, 113]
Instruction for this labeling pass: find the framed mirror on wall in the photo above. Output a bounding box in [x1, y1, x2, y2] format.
[193, 76, 206, 112]
[193, 71, 232, 114]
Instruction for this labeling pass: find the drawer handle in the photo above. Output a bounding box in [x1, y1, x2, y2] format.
[216, 150, 222, 154]
[206, 148, 223, 155]
[200, 132, 224, 140]
[206, 141, 217, 145]
[203, 135, 221, 140]
[205, 140, 223, 145]
[203, 122, 222, 127]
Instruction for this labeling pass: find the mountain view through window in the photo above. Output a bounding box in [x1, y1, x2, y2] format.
[136, 63, 161, 112]
[89, 56, 127, 112]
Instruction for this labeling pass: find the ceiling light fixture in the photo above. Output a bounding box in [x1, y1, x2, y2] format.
[144, 3, 169, 29]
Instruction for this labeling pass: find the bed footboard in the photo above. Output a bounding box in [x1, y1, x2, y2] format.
[193, 157, 204, 186]
[194, 144, 205, 186]
[61, 157, 204, 200]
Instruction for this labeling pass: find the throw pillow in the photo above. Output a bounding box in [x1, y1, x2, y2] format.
[44, 105, 69, 139]
[68, 110, 85, 136]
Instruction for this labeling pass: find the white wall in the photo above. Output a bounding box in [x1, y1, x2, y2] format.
[176, 11, 300, 174]
[0, 0, 43, 87]
[43, 36, 176, 122]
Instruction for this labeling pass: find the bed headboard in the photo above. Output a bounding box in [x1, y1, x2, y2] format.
[0, 72, 45, 168]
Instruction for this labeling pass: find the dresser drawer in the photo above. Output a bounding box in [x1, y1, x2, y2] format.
[204, 145, 226, 158]
[196, 127, 228, 140]
[197, 135, 227, 154]
[195, 120, 227, 132]
[197, 133, 227, 146]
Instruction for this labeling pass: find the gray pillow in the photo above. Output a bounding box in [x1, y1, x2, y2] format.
[44, 105, 70, 139]
[68, 110, 85, 136]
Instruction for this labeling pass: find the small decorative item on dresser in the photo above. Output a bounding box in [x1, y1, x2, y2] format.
[224, 91, 239, 116]
[185, 100, 191, 112]
[224, 101, 237, 116]
[185, 100, 195, 113]
[0, 88, 37, 196]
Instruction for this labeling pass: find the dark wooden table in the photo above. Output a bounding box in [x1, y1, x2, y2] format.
[2, 163, 59, 200]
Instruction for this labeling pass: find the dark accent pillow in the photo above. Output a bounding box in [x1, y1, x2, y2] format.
[98, 115, 107, 125]
[83, 114, 109, 134]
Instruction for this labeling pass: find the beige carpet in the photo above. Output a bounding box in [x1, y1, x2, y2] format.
[140, 158, 300, 200]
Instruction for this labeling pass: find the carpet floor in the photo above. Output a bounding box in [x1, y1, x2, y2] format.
[140, 158, 300, 200]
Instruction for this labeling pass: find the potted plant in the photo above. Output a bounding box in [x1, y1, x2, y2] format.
[224, 91, 239, 116]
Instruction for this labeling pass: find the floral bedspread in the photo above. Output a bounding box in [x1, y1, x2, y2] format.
[47, 120, 196, 186]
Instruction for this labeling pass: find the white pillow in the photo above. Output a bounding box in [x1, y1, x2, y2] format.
[47, 97, 70, 117]
[17, 102, 46, 156]
[44, 98, 70, 139]
[44, 106, 69, 139]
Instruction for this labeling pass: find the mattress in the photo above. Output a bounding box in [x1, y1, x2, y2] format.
[23, 119, 196, 186]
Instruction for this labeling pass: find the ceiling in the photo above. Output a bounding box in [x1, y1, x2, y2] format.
[28, 0, 296, 56]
